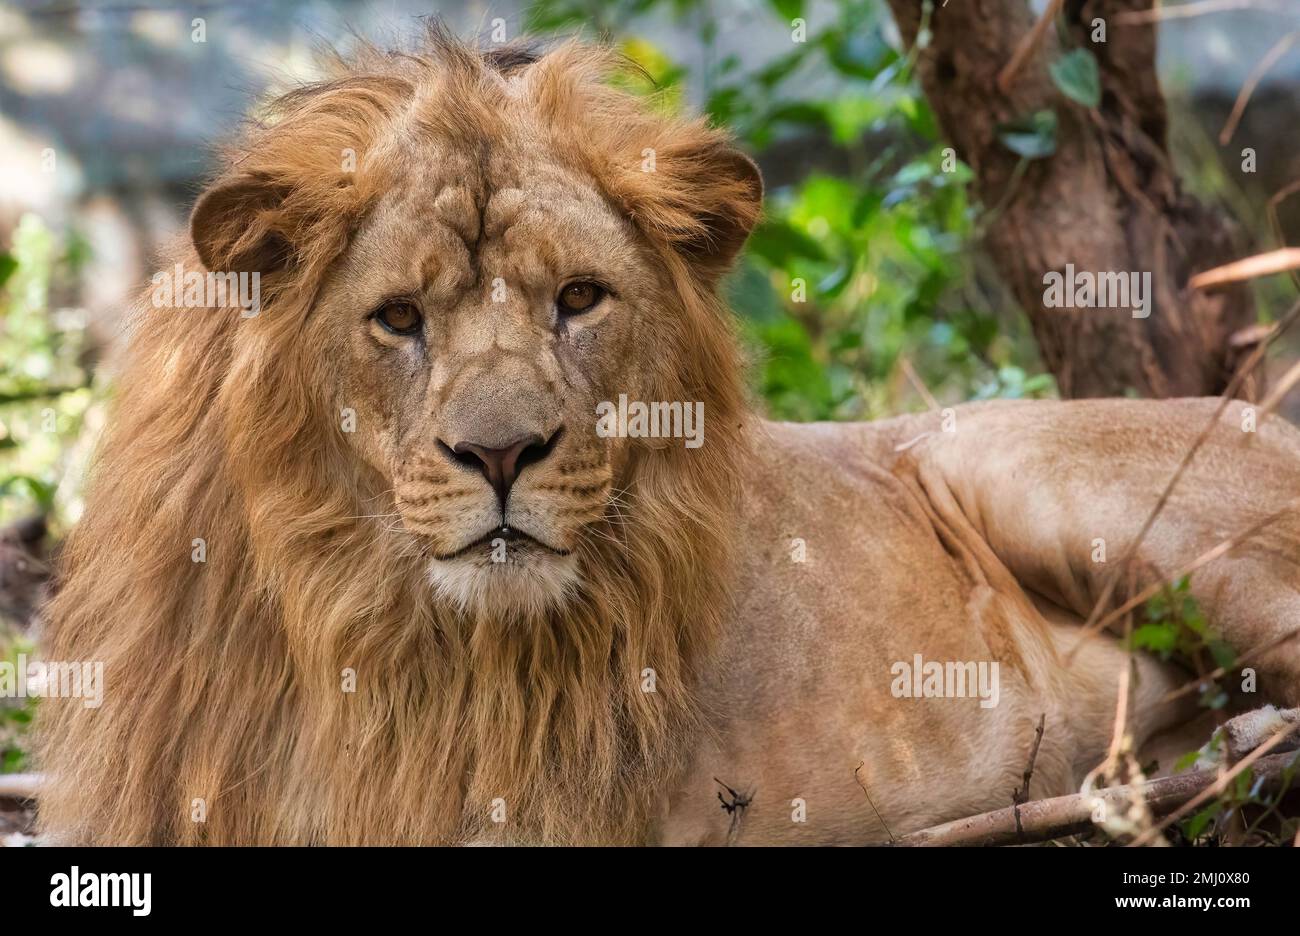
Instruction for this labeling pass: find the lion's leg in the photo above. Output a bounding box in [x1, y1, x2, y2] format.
[1032, 593, 1200, 779]
[912, 397, 1300, 710]
[1212, 706, 1300, 762]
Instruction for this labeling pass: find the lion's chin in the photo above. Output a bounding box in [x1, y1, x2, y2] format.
[427, 548, 581, 618]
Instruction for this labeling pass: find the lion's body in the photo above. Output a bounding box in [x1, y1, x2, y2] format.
[661, 401, 1300, 843]
[34, 31, 1300, 845]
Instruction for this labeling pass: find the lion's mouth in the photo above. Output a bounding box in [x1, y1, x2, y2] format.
[432, 525, 571, 562]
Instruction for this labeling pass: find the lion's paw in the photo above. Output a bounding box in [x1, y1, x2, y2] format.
[1194, 705, 1300, 768]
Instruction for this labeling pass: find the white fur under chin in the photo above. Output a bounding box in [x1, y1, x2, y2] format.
[427, 551, 581, 617]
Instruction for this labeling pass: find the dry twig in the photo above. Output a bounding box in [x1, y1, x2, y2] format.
[889, 751, 1300, 846]
[855, 761, 896, 842]
[1067, 298, 1300, 661]
[1258, 359, 1300, 420]
[1079, 496, 1300, 640]
[1131, 722, 1300, 846]
[996, 0, 1065, 95]
[899, 356, 940, 411]
[1116, 0, 1289, 25]
[1219, 31, 1300, 145]
[1190, 248, 1300, 290]
[1012, 714, 1047, 840]
[0, 773, 40, 800]
[1158, 625, 1300, 706]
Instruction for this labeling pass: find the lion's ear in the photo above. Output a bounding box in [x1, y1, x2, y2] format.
[683, 146, 763, 279]
[625, 138, 763, 282]
[189, 174, 294, 274]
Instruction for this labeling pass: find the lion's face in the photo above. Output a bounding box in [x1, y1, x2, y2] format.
[42, 36, 762, 846]
[188, 41, 761, 620]
[312, 142, 668, 613]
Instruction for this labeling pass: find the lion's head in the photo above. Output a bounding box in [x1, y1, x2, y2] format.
[37, 28, 762, 844]
[191, 30, 760, 618]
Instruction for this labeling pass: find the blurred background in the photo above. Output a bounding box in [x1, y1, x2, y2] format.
[2, 0, 1300, 824]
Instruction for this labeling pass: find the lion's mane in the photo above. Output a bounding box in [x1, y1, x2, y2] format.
[36, 27, 755, 844]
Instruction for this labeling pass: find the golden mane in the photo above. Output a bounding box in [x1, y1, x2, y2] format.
[36, 26, 755, 844]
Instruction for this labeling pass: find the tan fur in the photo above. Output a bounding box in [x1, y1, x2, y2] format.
[36, 29, 1300, 846]
[37, 29, 754, 845]
[661, 402, 1300, 844]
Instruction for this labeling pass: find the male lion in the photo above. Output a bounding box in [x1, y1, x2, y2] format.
[37, 29, 1300, 845]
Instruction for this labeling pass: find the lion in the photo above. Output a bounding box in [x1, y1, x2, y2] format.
[35, 28, 1300, 845]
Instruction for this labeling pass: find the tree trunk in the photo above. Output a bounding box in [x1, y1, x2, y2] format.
[885, 0, 1260, 399]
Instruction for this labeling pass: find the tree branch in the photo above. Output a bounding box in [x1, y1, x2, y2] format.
[889, 751, 1300, 846]
[0, 772, 41, 801]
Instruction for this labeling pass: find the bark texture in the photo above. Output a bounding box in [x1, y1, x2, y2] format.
[886, 0, 1259, 399]
[889, 750, 1298, 847]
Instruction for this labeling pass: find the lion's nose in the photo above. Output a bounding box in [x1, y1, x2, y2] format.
[444, 430, 558, 511]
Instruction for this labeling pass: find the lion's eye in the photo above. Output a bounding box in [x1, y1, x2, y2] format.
[557, 281, 606, 316]
[373, 300, 422, 336]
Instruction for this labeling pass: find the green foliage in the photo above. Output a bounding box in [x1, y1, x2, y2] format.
[525, 0, 1053, 420]
[996, 111, 1058, 161]
[1134, 576, 1230, 662]
[1050, 48, 1101, 109]
[0, 214, 95, 775]
[1133, 575, 1236, 710]
[0, 214, 93, 529]
[1179, 751, 1300, 846]
[0, 636, 36, 774]
[970, 365, 1056, 401]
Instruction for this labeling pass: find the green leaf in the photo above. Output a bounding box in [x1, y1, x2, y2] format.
[1209, 638, 1237, 670]
[754, 47, 807, 90]
[831, 328, 863, 352]
[705, 86, 744, 127]
[824, 31, 895, 81]
[850, 189, 884, 228]
[824, 96, 890, 145]
[1198, 686, 1229, 710]
[1182, 599, 1208, 635]
[893, 160, 938, 188]
[996, 110, 1058, 160]
[726, 260, 782, 324]
[1184, 805, 1219, 841]
[1130, 622, 1178, 656]
[817, 265, 852, 299]
[1234, 768, 1253, 800]
[1050, 49, 1101, 109]
[0, 474, 56, 511]
[747, 316, 835, 421]
[763, 101, 830, 132]
[0, 252, 16, 289]
[2, 747, 26, 773]
[769, 0, 804, 20]
[746, 219, 829, 265]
